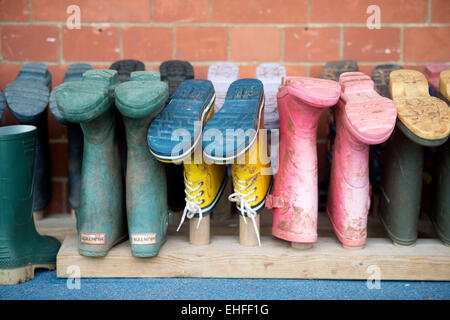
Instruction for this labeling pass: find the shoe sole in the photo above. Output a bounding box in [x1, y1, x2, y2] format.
[149, 93, 216, 163]
[203, 95, 265, 164]
[0, 263, 55, 285]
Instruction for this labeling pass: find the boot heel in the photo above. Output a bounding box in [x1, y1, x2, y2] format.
[328, 72, 397, 248]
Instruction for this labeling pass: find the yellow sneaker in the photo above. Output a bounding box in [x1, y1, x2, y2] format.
[177, 155, 227, 231]
[229, 131, 272, 246]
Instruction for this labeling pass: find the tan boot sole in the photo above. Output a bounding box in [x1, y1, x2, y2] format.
[0, 263, 55, 285]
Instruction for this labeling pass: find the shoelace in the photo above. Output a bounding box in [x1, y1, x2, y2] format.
[177, 179, 204, 232]
[228, 178, 261, 246]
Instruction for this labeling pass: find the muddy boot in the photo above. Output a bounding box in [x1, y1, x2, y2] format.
[49, 63, 93, 218]
[429, 70, 450, 245]
[318, 60, 359, 211]
[56, 69, 127, 257]
[148, 79, 226, 245]
[0, 125, 61, 284]
[425, 64, 450, 96]
[328, 72, 397, 248]
[0, 89, 5, 124]
[370, 64, 403, 214]
[110, 60, 146, 174]
[5, 63, 52, 220]
[265, 77, 340, 247]
[203, 79, 270, 246]
[379, 69, 450, 247]
[115, 71, 169, 257]
[159, 60, 195, 212]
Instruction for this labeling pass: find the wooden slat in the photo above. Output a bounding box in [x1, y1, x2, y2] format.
[57, 234, 450, 280]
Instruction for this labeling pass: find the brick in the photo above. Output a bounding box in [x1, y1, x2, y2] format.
[176, 27, 227, 61]
[343, 27, 400, 62]
[153, 0, 208, 22]
[310, 0, 427, 23]
[230, 27, 281, 62]
[0, 63, 21, 91]
[48, 65, 69, 88]
[211, 0, 307, 23]
[193, 65, 208, 79]
[284, 28, 340, 62]
[32, 0, 150, 22]
[431, 0, 450, 23]
[45, 180, 66, 214]
[284, 65, 307, 77]
[62, 26, 120, 62]
[47, 110, 67, 140]
[50, 142, 68, 178]
[1, 25, 59, 61]
[0, 0, 29, 21]
[122, 27, 173, 62]
[239, 65, 258, 79]
[309, 65, 324, 78]
[404, 27, 450, 62]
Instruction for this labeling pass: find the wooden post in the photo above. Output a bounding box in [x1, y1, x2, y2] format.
[70, 209, 77, 221]
[189, 215, 210, 245]
[239, 215, 260, 246]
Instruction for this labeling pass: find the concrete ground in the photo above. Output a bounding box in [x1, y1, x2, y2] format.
[0, 270, 449, 300]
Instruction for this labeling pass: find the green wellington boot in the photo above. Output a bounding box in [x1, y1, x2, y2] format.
[379, 70, 450, 247]
[115, 71, 169, 257]
[431, 70, 450, 245]
[0, 125, 60, 285]
[56, 69, 127, 257]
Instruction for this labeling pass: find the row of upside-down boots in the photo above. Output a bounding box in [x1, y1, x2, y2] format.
[0, 59, 449, 285]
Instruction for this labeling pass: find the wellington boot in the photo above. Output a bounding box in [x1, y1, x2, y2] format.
[49, 63, 93, 215]
[5, 63, 52, 219]
[425, 64, 450, 96]
[159, 60, 195, 212]
[379, 69, 450, 246]
[266, 77, 340, 244]
[56, 69, 127, 257]
[0, 89, 5, 124]
[0, 125, 60, 284]
[370, 64, 403, 212]
[429, 70, 450, 245]
[318, 60, 359, 211]
[328, 72, 397, 248]
[115, 71, 169, 257]
[110, 59, 146, 176]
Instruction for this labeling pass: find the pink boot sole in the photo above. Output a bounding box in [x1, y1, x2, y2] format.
[327, 72, 397, 247]
[266, 77, 340, 244]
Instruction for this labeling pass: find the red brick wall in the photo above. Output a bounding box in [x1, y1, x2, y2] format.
[0, 0, 449, 214]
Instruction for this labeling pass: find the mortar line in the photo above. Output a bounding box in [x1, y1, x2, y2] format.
[172, 26, 176, 59]
[119, 27, 123, 59]
[427, 0, 432, 24]
[0, 21, 449, 28]
[339, 24, 344, 60]
[28, 0, 32, 22]
[399, 26, 404, 64]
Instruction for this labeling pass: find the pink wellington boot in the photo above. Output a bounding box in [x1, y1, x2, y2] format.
[266, 77, 341, 246]
[327, 72, 397, 248]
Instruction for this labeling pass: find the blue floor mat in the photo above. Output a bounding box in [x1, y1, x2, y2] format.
[0, 270, 448, 300]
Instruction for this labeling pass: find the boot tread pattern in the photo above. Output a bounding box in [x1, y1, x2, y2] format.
[50, 63, 93, 124]
[390, 69, 450, 140]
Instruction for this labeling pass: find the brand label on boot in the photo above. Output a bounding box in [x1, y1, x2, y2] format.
[80, 233, 106, 245]
[131, 233, 156, 245]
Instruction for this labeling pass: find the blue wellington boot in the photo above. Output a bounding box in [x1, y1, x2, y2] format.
[5, 63, 52, 220]
[56, 69, 127, 257]
[115, 71, 169, 257]
[0, 89, 5, 124]
[110, 60, 146, 175]
[49, 63, 93, 216]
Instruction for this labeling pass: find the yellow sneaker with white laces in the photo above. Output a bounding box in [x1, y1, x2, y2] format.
[177, 153, 227, 231]
[229, 131, 272, 246]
